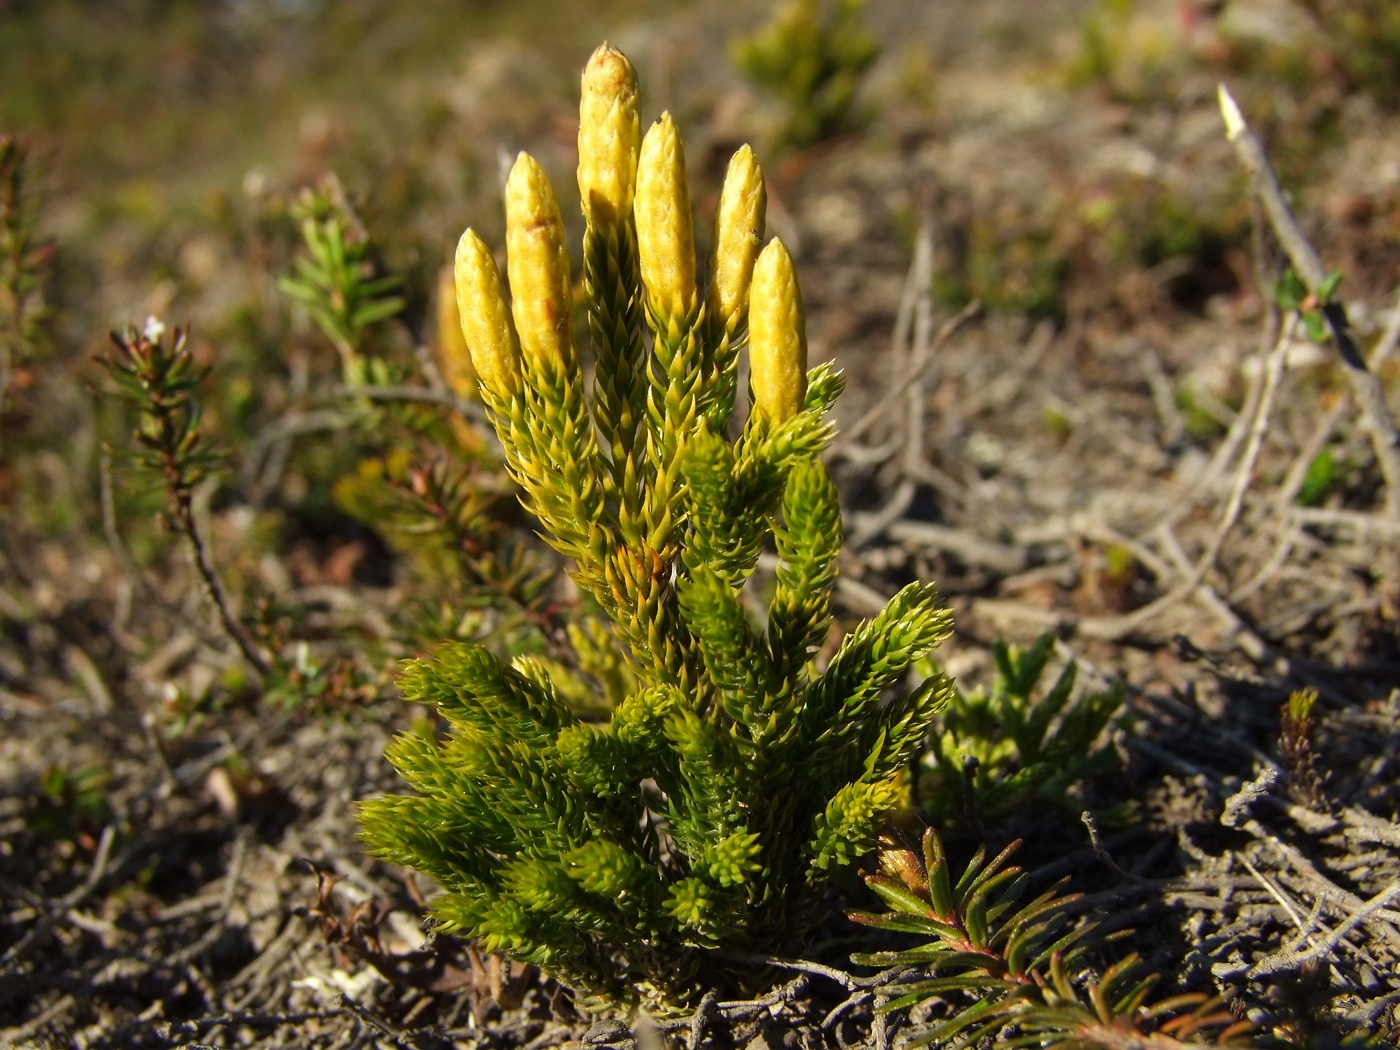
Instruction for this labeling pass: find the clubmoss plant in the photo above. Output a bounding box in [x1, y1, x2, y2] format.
[920, 633, 1126, 826]
[359, 43, 953, 1007]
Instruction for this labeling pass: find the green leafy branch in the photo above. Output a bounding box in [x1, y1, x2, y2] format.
[849, 827, 1254, 1048]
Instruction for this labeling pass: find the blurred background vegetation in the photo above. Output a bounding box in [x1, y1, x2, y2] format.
[1, 0, 1397, 712]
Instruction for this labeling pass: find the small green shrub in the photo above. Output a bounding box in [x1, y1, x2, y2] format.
[99, 322, 275, 678]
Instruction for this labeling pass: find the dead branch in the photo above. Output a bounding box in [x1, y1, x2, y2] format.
[1219, 84, 1400, 517]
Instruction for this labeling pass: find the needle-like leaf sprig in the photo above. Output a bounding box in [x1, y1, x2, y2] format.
[101, 323, 271, 678]
[849, 827, 1254, 1048]
[279, 175, 404, 371]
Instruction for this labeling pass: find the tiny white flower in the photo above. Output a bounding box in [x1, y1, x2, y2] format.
[143, 316, 167, 343]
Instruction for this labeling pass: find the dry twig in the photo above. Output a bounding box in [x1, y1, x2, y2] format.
[1219, 84, 1400, 518]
